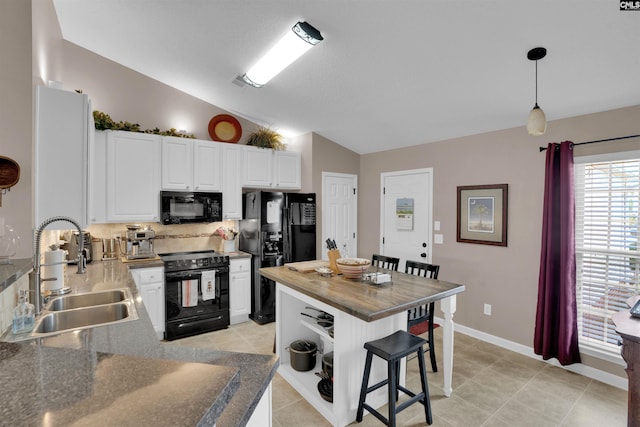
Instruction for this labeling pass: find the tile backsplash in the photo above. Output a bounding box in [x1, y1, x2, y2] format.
[0, 273, 29, 334]
[86, 220, 239, 259]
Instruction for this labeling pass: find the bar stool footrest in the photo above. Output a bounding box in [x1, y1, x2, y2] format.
[365, 378, 389, 395]
[360, 403, 390, 426]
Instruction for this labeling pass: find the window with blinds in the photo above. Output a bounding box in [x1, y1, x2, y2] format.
[575, 157, 640, 355]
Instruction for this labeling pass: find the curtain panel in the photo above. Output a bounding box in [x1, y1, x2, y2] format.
[534, 141, 581, 365]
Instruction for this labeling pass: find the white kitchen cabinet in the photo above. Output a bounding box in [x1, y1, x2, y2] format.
[34, 86, 91, 228]
[88, 131, 107, 224]
[241, 146, 301, 190]
[221, 144, 243, 220]
[229, 257, 251, 324]
[246, 382, 272, 427]
[276, 284, 406, 426]
[193, 141, 222, 191]
[106, 131, 161, 222]
[161, 136, 192, 190]
[130, 266, 165, 340]
[273, 150, 301, 189]
[242, 146, 273, 188]
[161, 137, 222, 191]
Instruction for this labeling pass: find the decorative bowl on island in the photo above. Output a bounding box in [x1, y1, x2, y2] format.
[335, 258, 371, 279]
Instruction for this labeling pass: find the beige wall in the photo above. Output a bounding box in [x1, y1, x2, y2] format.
[0, 0, 32, 258]
[34, 0, 256, 143]
[311, 133, 360, 258]
[360, 105, 640, 379]
[289, 132, 313, 193]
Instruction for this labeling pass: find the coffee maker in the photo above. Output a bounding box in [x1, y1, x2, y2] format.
[61, 230, 93, 264]
[122, 225, 156, 260]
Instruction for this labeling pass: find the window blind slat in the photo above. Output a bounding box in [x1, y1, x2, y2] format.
[575, 159, 640, 356]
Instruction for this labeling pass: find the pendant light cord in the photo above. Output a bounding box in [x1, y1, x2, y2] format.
[535, 60, 538, 106]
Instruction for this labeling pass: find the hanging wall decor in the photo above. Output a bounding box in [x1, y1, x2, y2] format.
[457, 184, 508, 246]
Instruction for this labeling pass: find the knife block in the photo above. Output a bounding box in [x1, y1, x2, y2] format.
[327, 249, 341, 273]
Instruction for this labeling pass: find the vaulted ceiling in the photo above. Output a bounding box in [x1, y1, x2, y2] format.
[53, 0, 640, 154]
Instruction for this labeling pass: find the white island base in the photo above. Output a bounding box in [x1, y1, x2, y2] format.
[276, 283, 457, 427]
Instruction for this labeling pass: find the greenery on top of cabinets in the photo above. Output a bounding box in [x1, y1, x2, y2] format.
[246, 126, 285, 150]
[93, 110, 196, 138]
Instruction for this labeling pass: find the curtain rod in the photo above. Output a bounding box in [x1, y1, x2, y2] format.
[538, 134, 640, 152]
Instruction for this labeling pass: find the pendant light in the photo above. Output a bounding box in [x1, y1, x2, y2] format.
[526, 47, 547, 136]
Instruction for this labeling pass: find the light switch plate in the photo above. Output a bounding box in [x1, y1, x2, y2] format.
[434, 221, 441, 231]
[434, 234, 443, 244]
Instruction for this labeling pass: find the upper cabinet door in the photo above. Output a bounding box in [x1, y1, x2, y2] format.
[221, 144, 243, 220]
[162, 137, 193, 190]
[274, 151, 301, 189]
[242, 146, 273, 188]
[107, 131, 161, 222]
[34, 86, 90, 228]
[193, 141, 222, 191]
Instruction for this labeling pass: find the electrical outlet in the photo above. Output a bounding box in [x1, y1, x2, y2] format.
[434, 234, 443, 244]
[484, 304, 492, 316]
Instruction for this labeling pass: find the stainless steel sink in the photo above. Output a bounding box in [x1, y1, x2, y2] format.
[46, 289, 127, 311]
[34, 303, 133, 334]
[1, 288, 140, 341]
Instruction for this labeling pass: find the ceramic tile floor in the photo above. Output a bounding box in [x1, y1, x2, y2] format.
[167, 322, 628, 426]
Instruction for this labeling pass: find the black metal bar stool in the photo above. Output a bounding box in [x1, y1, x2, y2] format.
[356, 330, 432, 426]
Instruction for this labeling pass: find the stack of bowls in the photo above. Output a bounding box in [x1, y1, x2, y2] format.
[335, 258, 371, 279]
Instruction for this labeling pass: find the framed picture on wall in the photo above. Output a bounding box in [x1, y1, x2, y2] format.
[456, 184, 508, 246]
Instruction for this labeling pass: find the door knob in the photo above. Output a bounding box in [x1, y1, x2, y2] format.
[422, 243, 427, 247]
[421, 252, 427, 258]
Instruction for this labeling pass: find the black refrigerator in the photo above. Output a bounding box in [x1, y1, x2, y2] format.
[239, 191, 316, 324]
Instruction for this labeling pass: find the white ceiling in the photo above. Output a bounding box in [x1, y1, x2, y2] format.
[53, 0, 640, 154]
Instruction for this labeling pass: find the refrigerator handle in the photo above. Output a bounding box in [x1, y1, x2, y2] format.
[282, 206, 291, 263]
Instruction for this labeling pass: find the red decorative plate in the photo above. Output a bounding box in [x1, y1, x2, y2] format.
[208, 114, 242, 143]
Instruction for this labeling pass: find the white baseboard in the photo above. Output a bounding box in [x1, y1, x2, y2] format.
[437, 317, 628, 391]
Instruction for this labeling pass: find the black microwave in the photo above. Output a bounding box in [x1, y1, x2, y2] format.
[160, 191, 223, 224]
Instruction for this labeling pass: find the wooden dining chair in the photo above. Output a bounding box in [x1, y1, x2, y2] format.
[405, 260, 440, 372]
[371, 254, 400, 271]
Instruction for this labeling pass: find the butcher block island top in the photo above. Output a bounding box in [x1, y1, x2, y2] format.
[260, 265, 465, 322]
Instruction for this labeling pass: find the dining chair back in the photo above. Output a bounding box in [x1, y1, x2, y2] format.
[371, 254, 400, 271]
[405, 260, 440, 372]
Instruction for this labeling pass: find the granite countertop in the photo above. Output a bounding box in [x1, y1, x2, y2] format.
[224, 251, 252, 260]
[0, 258, 277, 427]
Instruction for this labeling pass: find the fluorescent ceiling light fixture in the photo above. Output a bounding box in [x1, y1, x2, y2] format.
[243, 21, 323, 88]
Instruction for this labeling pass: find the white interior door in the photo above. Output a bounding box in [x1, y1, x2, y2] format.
[381, 169, 433, 271]
[322, 172, 358, 259]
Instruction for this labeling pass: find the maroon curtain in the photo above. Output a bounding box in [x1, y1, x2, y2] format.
[534, 141, 581, 365]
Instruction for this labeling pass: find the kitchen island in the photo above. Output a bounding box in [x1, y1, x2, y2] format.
[261, 265, 465, 427]
[0, 259, 277, 427]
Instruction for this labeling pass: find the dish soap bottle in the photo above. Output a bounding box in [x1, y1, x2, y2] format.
[12, 289, 35, 334]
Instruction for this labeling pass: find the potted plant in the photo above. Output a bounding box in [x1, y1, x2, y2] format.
[246, 126, 285, 150]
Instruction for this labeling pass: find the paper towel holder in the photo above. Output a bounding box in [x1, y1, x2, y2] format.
[42, 243, 71, 296]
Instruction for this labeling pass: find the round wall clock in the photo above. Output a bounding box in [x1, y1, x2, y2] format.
[208, 114, 242, 143]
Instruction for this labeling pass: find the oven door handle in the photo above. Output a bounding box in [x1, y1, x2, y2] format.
[165, 271, 202, 280]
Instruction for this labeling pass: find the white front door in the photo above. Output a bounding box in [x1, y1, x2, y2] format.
[381, 168, 433, 271]
[322, 172, 358, 259]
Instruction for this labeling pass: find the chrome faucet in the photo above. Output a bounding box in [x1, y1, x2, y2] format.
[29, 216, 86, 316]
